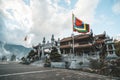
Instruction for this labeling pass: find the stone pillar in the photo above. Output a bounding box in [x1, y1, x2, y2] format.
[106, 44, 109, 54]
[43, 37, 46, 44]
[51, 34, 55, 47]
[41, 47, 44, 59]
[110, 44, 117, 58]
[112, 44, 115, 54]
[38, 43, 41, 59]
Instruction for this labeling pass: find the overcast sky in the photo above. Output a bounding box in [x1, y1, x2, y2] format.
[0, 0, 120, 47]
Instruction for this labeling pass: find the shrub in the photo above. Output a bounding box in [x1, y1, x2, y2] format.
[89, 59, 105, 69]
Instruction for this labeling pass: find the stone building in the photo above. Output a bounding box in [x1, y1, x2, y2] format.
[60, 31, 118, 69]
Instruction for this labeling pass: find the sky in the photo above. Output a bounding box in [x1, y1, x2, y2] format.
[0, 0, 120, 47]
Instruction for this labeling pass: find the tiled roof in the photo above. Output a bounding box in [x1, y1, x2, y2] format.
[94, 33, 105, 38]
[60, 34, 91, 42]
[60, 43, 93, 49]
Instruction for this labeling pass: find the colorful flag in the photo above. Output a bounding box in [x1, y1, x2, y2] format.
[72, 13, 90, 33]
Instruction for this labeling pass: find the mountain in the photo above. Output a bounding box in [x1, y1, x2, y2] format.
[0, 41, 31, 61]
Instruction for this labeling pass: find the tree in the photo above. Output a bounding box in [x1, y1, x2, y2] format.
[114, 41, 120, 56]
[21, 57, 26, 62]
[50, 47, 62, 62]
[2, 56, 7, 61]
[10, 54, 16, 61]
[27, 49, 39, 62]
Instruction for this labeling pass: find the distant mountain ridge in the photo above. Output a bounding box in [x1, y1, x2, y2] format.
[0, 41, 31, 60]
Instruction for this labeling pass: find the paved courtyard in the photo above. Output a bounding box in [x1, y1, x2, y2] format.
[0, 62, 118, 80]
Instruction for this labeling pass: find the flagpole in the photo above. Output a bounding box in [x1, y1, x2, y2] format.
[72, 12, 75, 57]
[72, 33, 75, 57]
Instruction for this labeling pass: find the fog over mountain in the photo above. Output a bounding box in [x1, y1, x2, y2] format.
[0, 41, 31, 61]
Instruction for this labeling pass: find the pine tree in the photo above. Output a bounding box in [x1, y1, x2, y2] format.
[2, 56, 7, 61]
[10, 54, 16, 61]
[50, 47, 62, 62]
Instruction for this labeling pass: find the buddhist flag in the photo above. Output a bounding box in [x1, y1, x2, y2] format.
[72, 13, 90, 33]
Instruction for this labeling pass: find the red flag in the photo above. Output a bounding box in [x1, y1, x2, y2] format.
[75, 17, 83, 26]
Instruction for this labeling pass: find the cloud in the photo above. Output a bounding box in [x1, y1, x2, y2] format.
[65, 0, 71, 5]
[0, 0, 32, 46]
[73, 0, 99, 24]
[0, 12, 6, 41]
[112, 1, 120, 15]
[0, 0, 99, 47]
[30, 0, 71, 44]
[30, 0, 99, 43]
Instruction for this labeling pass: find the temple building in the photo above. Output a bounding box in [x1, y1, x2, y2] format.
[60, 32, 94, 55]
[60, 31, 116, 60]
[24, 31, 118, 69]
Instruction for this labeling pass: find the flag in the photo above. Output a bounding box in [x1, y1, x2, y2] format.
[24, 36, 27, 41]
[77, 24, 90, 33]
[72, 13, 90, 33]
[75, 17, 83, 26]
